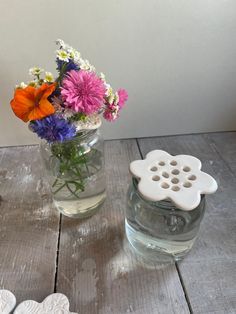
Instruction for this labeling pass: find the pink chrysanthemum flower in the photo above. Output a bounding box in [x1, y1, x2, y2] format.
[117, 89, 128, 108]
[61, 70, 106, 115]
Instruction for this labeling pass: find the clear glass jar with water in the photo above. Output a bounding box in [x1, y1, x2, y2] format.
[125, 178, 205, 263]
[40, 129, 106, 218]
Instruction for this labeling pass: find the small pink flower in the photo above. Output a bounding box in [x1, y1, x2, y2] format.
[103, 103, 119, 121]
[61, 70, 106, 115]
[117, 89, 128, 108]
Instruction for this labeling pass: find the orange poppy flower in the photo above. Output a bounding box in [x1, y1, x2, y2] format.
[10, 83, 56, 122]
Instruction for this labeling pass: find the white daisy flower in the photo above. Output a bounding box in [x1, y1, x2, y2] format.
[29, 67, 44, 76]
[56, 50, 70, 62]
[80, 59, 95, 72]
[15, 82, 27, 89]
[111, 105, 119, 119]
[68, 48, 81, 62]
[79, 59, 88, 70]
[74, 52, 81, 62]
[28, 81, 38, 87]
[100, 72, 106, 81]
[44, 72, 54, 83]
[107, 93, 115, 105]
[89, 65, 96, 72]
[105, 84, 113, 97]
[56, 39, 66, 49]
[114, 92, 119, 105]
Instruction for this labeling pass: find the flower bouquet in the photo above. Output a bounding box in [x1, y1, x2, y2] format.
[10, 39, 128, 218]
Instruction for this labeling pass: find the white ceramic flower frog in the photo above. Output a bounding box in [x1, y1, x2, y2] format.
[130, 150, 217, 211]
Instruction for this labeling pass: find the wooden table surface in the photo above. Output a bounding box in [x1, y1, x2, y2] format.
[0, 132, 235, 314]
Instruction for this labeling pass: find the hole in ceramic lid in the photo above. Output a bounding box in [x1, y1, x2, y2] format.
[183, 166, 191, 172]
[158, 161, 165, 166]
[152, 175, 160, 181]
[172, 169, 180, 175]
[171, 178, 179, 184]
[188, 175, 196, 181]
[161, 182, 169, 189]
[150, 166, 158, 172]
[170, 160, 177, 166]
[162, 171, 169, 178]
[183, 182, 192, 188]
[172, 185, 180, 191]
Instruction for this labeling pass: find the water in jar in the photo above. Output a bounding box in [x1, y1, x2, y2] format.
[125, 179, 205, 263]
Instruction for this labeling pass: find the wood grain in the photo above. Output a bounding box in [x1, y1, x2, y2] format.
[2, 133, 235, 313]
[0, 146, 59, 304]
[56, 139, 189, 314]
[204, 132, 236, 174]
[138, 133, 236, 314]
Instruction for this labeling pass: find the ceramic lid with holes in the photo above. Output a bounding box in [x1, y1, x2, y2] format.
[130, 150, 218, 211]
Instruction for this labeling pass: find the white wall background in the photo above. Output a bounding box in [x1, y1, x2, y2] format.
[0, 0, 236, 146]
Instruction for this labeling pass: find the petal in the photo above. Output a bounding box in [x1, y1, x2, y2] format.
[28, 107, 46, 121]
[168, 188, 202, 211]
[40, 83, 56, 100]
[18, 86, 35, 101]
[10, 99, 30, 122]
[10, 86, 37, 122]
[14, 93, 35, 106]
[138, 178, 168, 202]
[38, 98, 55, 117]
[146, 150, 172, 163]
[177, 154, 202, 170]
[30, 84, 56, 120]
[193, 171, 218, 194]
[130, 160, 147, 178]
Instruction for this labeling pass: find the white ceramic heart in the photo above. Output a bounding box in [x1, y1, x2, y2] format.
[14, 293, 78, 314]
[0, 289, 16, 314]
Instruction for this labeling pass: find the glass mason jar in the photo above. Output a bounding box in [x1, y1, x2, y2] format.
[40, 129, 106, 218]
[125, 178, 205, 263]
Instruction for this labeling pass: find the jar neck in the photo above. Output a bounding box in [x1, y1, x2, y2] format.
[40, 128, 100, 147]
[75, 128, 99, 140]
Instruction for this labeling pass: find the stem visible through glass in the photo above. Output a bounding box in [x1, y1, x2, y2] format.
[50, 138, 100, 199]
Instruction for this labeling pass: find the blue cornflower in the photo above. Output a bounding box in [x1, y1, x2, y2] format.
[30, 115, 76, 143]
[56, 58, 79, 73]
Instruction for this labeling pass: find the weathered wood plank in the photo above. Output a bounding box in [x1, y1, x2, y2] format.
[56, 139, 189, 314]
[138, 134, 236, 314]
[204, 132, 236, 174]
[0, 146, 59, 303]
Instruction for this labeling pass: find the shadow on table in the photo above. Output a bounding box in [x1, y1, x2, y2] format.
[58, 209, 176, 313]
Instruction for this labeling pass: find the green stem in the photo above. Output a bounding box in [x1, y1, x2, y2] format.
[52, 178, 58, 188]
[85, 162, 90, 176]
[89, 164, 99, 172]
[53, 182, 67, 194]
[65, 183, 81, 199]
[50, 141, 101, 199]
[57, 63, 67, 86]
